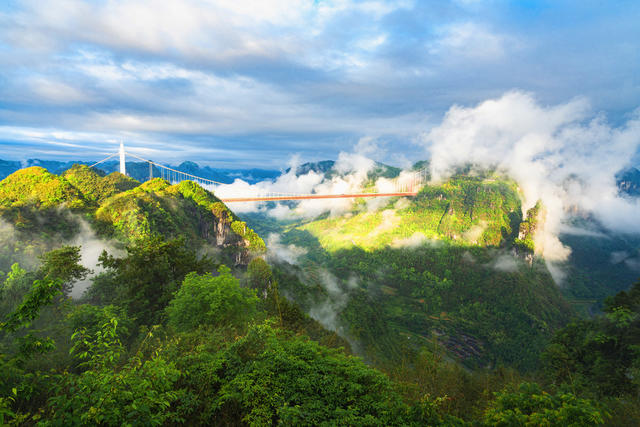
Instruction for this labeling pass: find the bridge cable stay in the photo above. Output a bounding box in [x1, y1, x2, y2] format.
[88, 152, 119, 168]
[124, 151, 228, 186]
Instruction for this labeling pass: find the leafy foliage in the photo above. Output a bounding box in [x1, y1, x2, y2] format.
[543, 280, 640, 398]
[44, 321, 184, 426]
[95, 236, 214, 326]
[0, 167, 87, 209]
[0, 277, 63, 335]
[482, 382, 605, 426]
[167, 267, 259, 332]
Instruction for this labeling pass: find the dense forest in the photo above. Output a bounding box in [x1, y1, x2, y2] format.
[0, 165, 639, 425]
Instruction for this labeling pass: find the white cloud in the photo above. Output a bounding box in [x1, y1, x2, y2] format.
[428, 22, 513, 61]
[391, 232, 436, 248]
[266, 233, 307, 265]
[559, 224, 610, 239]
[8, 0, 408, 65]
[491, 253, 519, 272]
[463, 221, 487, 244]
[368, 209, 400, 237]
[29, 77, 92, 104]
[425, 91, 640, 269]
[69, 218, 123, 298]
[206, 145, 428, 218]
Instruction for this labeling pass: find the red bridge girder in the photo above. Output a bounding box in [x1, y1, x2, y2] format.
[220, 192, 418, 203]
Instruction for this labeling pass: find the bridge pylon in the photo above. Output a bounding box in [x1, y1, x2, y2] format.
[119, 141, 126, 175]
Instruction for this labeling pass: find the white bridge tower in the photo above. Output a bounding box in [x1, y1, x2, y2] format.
[119, 141, 126, 175]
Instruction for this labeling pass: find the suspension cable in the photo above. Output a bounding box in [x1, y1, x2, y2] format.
[124, 151, 228, 186]
[88, 152, 119, 168]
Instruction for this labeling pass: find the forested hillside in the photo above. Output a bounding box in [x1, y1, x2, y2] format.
[0, 165, 262, 273]
[245, 171, 572, 371]
[0, 164, 638, 424]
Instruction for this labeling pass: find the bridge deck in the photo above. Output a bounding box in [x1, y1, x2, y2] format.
[220, 192, 418, 202]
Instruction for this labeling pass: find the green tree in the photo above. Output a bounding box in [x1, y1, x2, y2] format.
[543, 280, 640, 397]
[482, 382, 605, 426]
[44, 320, 184, 426]
[180, 322, 411, 426]
[247, 257, 274, 298]
[0, 272, 64, 424]
[39, 245, 90, 295]
[96, 236, 213, 326]
[66, 305, 134, 370]
[167, 266, 259, 332]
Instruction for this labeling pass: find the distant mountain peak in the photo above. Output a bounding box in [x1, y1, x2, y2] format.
[616, 166, 640, 197]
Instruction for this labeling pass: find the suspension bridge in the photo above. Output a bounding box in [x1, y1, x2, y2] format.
[88, 143, 426, 203]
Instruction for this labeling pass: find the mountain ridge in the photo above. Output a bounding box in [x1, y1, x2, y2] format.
[0, 165, 264, 273]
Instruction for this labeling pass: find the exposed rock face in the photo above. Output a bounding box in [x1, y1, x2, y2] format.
[211, 218, 251, 265]
[194, 209, 252, 265]
[514, 200, 543, 266]
[215, 219, 228, 246]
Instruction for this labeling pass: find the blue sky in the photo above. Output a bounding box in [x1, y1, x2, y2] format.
[0, 0, 638, 168]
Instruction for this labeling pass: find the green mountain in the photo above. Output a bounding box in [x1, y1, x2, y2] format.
[0, 165, 263, 272]
[243, 170, 572, 371]
[0, 166, 88, 210]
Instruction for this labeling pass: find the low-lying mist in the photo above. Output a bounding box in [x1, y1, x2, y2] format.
[0, 213, 122, 298]
[67, 218, 123, 298]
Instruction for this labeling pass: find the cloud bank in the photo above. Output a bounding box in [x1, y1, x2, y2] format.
[425, 91, 640, 263]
